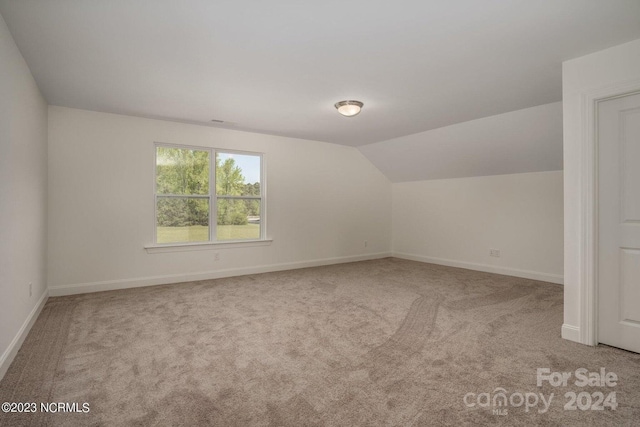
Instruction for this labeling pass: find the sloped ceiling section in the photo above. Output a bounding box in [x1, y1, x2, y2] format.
[358, 102, 562, 182]
[0, 1, 638, 146]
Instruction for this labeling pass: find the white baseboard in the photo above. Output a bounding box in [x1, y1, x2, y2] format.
[0, 289, 49, 381]
[561, 324, 581, 343]
[393, 252, 564, 285]
[49, 252, 392, 296]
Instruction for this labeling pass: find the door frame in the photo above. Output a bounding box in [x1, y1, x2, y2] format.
[579, 79, 640, 346]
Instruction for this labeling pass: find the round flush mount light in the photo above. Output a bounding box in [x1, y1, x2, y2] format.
[335, 100, 363, 117]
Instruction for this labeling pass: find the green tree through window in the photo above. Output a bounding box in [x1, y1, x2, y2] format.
[155, 145, 262, 243]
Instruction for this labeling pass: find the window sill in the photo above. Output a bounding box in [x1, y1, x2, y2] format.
[144, 239, 273, 254]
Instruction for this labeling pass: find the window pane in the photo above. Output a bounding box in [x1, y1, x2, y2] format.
[216, 152, 261, 196]
[217, 199, 260, 240]
[156, 147, 210, 195]
[157, 197, 209, 243]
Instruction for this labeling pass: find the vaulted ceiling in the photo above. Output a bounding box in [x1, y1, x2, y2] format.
[1, 1, 639, 179]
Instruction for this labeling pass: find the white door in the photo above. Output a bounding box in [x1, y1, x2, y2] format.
[598, 91, 640, 353]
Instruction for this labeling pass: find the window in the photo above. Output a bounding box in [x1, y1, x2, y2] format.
[155, 144, 263, 245]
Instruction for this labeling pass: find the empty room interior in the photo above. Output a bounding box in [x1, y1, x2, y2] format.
[2, 1, 640, 426]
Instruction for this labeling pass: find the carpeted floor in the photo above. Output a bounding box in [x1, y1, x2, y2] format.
[1, 258, 639, 426]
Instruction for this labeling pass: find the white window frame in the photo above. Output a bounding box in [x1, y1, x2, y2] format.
[147, 142, 269, 252]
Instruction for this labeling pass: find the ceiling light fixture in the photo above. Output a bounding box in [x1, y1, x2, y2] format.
[335, 100, 363, 117]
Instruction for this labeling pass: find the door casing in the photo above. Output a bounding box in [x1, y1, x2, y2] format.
[578, 80, 640, 346]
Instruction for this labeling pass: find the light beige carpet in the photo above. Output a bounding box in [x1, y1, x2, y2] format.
[1, 258, 639, 426]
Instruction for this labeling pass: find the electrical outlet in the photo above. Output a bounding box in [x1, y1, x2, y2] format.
[29, 282, 32, 297]
[214, 252, 220, 261]
[490, 249, 501, 258]
[364, 240, 368, 248]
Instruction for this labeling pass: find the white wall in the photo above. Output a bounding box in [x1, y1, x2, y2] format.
[0, 13, 48, 378]
[393, 171, 564, 284]
[563, 38, 640, 343]
[47, 107, 391, 294]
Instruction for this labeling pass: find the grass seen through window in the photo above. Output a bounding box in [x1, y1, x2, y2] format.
[156, 224, 260, 243]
